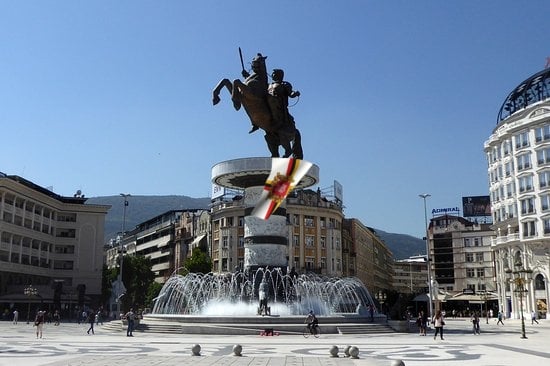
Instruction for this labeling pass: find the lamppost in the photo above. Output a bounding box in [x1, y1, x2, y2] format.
[419, 193, 433, 319]
[375, 291, 387, 314]
[24, 285, 38, 324]
[505, 259, 532, 339]
[116, 193, 130, 319]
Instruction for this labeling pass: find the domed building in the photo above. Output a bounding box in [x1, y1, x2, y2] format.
[484, 67, 550, 320]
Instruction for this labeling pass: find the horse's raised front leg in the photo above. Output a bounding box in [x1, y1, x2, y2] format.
[212, 79, 233, 106]
[231, 79, 246, 111]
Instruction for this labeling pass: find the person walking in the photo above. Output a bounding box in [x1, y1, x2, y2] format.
[86, 310, 95, 334]
[34, 310, 45, 339]
[531, 311, 539, 324]
[471, 312, 480, 335]
[497, 311, 504, 325]
[124, 308, 135, 337]
[417, 310, 427, 336]
[12, 309, 19, 324]
[53, 310, 60, 326]
[432, 310, 445, 340]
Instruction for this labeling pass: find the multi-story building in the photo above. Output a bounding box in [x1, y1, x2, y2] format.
[174, 209, 209, 272]
[210, 196, 245, 273]
[208, 189, 345, 277]
[0, 173, 109, 315]
[393, 255, 428, 295]
[126, 210, 184, 283]
[287, 189, 344, 276]
[484, 67, 550, 319]
[427, 215, 495, 295]
[343, 218, 393, 294]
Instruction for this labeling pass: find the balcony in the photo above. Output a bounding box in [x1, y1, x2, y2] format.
[492, 233, 520, 245]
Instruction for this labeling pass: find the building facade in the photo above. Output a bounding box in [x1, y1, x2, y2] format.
[343, 218, 393, 294]
[427, 215, 495, 294]
[0, 173, 109, 315]
[207, 189, 345, 277]
[484, 68, 550, 319]
[393, 255, 428, 295]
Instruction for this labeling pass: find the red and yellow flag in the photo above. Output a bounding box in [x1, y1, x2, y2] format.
[252, 158, 313, 220]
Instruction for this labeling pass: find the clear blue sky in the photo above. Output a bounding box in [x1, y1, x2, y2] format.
[1, 1, 549, 238]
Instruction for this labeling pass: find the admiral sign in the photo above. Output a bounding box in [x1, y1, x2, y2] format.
[431, 207, 460, 215]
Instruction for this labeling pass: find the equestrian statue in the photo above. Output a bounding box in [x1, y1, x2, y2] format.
[212, 49, 303, 159]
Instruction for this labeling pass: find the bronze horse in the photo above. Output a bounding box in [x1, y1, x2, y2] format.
[212, 53, 303, 159]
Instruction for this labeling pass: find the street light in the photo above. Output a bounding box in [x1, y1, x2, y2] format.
[24, 285, 38, 324]
[505, 258, 532, 339]
[419, 193, 433, 319]
[116, 193, 130, 319]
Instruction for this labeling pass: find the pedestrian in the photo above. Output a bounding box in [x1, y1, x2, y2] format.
[12, 309, 19, 324]
[531, 311, 539, 325]
[471, 312, 480, 335]
[124, 308, 135, 337]
[96, 306, 104, 325]
[497, 311, 504, 325]
[432, 310, 445, 340]
[86, 310, 95, 334]
[34, 310, 45, 339]
[416, 310, 427, 336]
[369, 304, 374, 322]
[53, 310, 60, 326]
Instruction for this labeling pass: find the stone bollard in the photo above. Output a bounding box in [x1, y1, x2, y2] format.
[390, 360, 405, 366]
[191, 344, 201, 356]
[329, 345, 339, 357]
[344, 345, 351, 357]
[233, 344, 243, 356]
[349, 346, 359, 359]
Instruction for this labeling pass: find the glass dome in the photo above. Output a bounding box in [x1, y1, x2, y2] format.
[497, 68, 550, 124]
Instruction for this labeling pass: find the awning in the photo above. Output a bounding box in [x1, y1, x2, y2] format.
[413, 292, 449, 302]
[189, 234, 206, 246]
[447, 292, 498, 302]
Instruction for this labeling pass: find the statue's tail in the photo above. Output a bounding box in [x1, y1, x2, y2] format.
[293, 129, 303, 159]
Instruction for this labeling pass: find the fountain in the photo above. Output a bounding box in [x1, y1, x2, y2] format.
[144, 158, 380, 334]
[152, 268, 375, 316]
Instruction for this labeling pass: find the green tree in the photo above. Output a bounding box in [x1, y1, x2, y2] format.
[100, 264, 118, 306]
[122, 255, 155, 310]
[145, 282, 164, 309]
[184, 247, 212, 274]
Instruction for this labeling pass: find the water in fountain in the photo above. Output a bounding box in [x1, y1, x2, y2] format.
[152, 268, 375, 316]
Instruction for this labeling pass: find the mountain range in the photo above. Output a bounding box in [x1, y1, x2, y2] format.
[87, 195, 425, 260]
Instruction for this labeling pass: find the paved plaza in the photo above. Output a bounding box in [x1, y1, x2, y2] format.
[1, 318, 549, 366]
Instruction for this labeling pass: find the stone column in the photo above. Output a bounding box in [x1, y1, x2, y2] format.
[243, 186, 288, 272]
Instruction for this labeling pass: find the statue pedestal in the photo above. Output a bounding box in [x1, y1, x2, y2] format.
[212, 157, 319, 271]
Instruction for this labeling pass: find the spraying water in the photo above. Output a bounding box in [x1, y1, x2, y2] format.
[152, 268, 375, 316]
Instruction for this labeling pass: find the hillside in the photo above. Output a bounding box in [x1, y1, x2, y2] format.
[87, 195, 425, 259]
[86, 195, 211, 242]
[373, 229, 426, 260]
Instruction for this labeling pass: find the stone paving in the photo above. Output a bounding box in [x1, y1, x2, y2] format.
[1, 318, 549, 365]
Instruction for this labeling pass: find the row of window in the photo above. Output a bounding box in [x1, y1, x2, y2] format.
[1, 231, 76, 256]
[213, 215, 342, 230]
[465, 252, 485, 262]
[490, 151, 550, 184]
[487, 124, 550, 164]
[463, 237, 483, 247]
[493, 194, 550, 223]
[466, 268, 485, 278]
[0, 249, 73, 269]
[0, 193, 79, 223]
